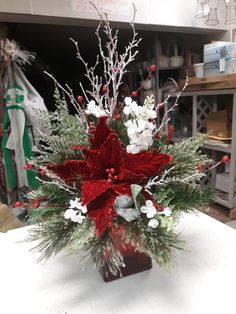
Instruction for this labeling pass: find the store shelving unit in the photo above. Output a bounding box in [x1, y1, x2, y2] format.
[178, 89, 236, 214]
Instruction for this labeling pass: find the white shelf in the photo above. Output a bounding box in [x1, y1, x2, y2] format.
[173, 89, 236, 210]
[215, 196, 230, 208]
[202, 142, 232, 153]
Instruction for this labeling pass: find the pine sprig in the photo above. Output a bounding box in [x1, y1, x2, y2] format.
[69, 227, 125, 276]
[35, 88, 89, 164]
[27, 183, 73, 224]
[156, 135, 212, 183]
[162, 134, 211, 170]
[27, 215, 78, 261]
[124, 219, 183, 269]
[153, 184, 214, 213]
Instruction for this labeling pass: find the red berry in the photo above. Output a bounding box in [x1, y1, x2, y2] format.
[109, 168, 115, 174]
[32, 201, 40, 209]
[24, 163, 33, 170]
[101, 85, 107, 94]
[107, 179, 112, 184]
[89, 123, 95, 131]
[149, 64, 157, 72]
[106, 168, 110, 173]
[114, 114, 120, 120]
[131, 91, 137, 97]
[108, 173, 113, 179]
[157, 103, 164, 110]
[40, 170, 46, 176]
[168, 124, 175, 133]
[15, 201, 23, 207]
[222, 155, 230, 164]
[197, 164, 203, 171]
[113, 175, 118, 180]
[77, 95, 83, 104]
[169, 156, 174, 163]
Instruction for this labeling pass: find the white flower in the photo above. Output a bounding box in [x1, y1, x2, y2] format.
[85, 100, 107, 118]
[126, 144, 140, 154]
[140, 200, 157, 218]
[148, 219, 159, 228]
[158, 207, 172, 217]
[124, 101, 156, 153]
[69, 197, 87, 213]
[80, 205, 88, 214]
[64, 208, 78, 221]
[64, 197, 87, 223]
[124, 97, 132, 105]
[69, 197, 81, 209]
[123, 106, 132, 115]
[64, 208, 86, 224]
[73, 212, 86, 224]
[137, 119, 147, 132]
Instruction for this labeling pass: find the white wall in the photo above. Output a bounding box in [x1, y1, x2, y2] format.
[0, 0, 230, 31]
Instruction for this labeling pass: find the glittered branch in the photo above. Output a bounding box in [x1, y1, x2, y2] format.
[71, 3, 140, 116]
[44, 71, 87, 129]
[156, 77, 189, 134]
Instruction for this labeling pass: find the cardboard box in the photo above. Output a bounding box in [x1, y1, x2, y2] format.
[215, 173, 236, 193]
[204, 41, 236, 63]
[206, 110, 232, 138]
[0, 203, 23, 232]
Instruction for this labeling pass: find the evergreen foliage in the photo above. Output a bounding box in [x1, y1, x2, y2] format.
[25, 7, 215, 278]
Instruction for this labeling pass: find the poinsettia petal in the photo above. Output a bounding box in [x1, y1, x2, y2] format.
[90, 116, 111, 150]
[112, 183, 132, 196]
[63, 160, 91, 179]
[82, 180, 110, 205]
[47, 160, 89, 183]
[83, 133, 123, 179]
[116, 169, 147, 184]
[99, 133, 122, 172]
[122, 150, 172, 178]
[82, 149, 106, 179]
[87, 189, 117, 236]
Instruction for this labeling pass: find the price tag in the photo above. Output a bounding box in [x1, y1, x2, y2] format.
[219, 58, 225, 72]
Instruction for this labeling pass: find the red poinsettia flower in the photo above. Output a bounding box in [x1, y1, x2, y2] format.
[48, 117, 172, 236]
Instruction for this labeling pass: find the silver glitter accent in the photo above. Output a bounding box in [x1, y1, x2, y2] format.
[114, 195, 140, 222]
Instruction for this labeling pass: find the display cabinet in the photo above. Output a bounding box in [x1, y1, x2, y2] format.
[169, 89, 236, 216]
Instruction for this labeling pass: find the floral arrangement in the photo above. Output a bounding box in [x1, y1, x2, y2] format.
[20, 6, 215, 278]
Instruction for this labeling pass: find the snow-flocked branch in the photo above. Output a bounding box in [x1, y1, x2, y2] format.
[71, 3, 141, 116]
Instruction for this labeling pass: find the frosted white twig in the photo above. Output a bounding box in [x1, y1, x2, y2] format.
[36, 177, 77, 194]
[79, 82, 89, 103]
[156, 77, 189, 133]
[44, 71, 87, 129]
[70, 3, 140, 116]
[145, 166, 176, 192]
[145, 167, 204, 194]
[205, 161, 222, 173]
